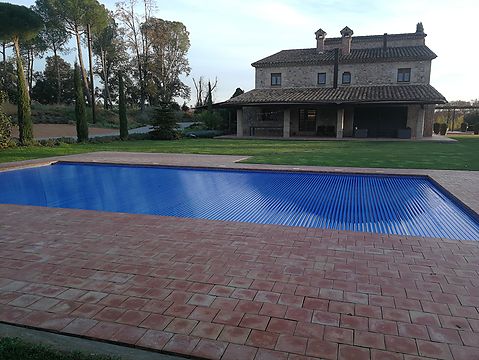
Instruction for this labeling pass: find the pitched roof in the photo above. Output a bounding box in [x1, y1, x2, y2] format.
[252, 46, 437, 67]
[223, 85, 446, 106]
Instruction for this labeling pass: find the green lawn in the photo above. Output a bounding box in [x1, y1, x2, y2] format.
[0, 136, 478, 170]
[0, 337, 119, 360]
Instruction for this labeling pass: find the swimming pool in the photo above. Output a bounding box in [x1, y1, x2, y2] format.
[1, 162, 478, 240]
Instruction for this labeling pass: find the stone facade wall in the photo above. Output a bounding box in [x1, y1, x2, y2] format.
[256, 60, 431, 88]
[423, 105, 435, 137]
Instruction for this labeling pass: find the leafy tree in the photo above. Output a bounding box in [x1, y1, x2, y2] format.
[0, 59, 17, 103]
[93, 14, 128, 109]
[231, 88, 244, 98]
[0, 91, 12, 148]
[74, 64, 88, 142]
[34, 0, 71, 104]
[21, 35, 48, 92]
[150, 102, 179, 140]
[0, 3, 43, 145]
[43, 0, 108, 107]
[118, 71, 128, 140]
[32, 56, 74, 104]
[142, 18, 190, 104]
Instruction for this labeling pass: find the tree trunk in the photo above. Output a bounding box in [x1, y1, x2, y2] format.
[100, 48, 111, 110]
[74, 26, 92, 106]
[52, 44, 61, 104]
[87, 24, 96, 124]
[14, 38, 33, 145]
[29, 48, 34, 95]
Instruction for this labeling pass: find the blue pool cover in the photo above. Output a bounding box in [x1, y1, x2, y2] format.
[0, 162, 478, 241]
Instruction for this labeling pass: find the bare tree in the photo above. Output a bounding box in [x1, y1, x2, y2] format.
[193, 76, 217, 108]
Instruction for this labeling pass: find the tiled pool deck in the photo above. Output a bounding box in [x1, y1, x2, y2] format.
[1, 152, 479, 360]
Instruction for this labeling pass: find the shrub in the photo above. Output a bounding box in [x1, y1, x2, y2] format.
[194, 111, 223, 131]
[0, 93, 12, 149]
[460, 122, 468, 132]
[433, 122, 441, 135]
[474, 123, 479, 135]
[439, 123, 448, 135]
[150, 102, 180, 140]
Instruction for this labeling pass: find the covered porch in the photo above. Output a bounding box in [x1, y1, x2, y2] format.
[235, 104, 432, 140]
[222, 84, 446, 140]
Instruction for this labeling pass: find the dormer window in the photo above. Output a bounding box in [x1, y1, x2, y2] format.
[271, 73, 282, 86]
[342, 72, 351, 84]
[397, 68, 411, 82]
[317, 72, 326, 85]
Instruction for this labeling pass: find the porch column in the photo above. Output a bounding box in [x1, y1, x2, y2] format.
[416, 106, 425, 139]
[336, 108, 344, 139]
[236, 108, 243, 137]
[283, 109, 290, 138]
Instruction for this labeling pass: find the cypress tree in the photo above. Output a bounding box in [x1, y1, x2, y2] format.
[0, 3, 43, 145]
[118, 71, 128, 140]
[74, 64, 88, 142]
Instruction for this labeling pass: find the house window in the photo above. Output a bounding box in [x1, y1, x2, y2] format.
[342, 72, 351, 84]
[397, 68, 411, 82]
[271, 73, 282, 86]
[317, 72, 326, 85]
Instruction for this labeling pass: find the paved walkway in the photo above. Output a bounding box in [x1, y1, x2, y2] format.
[1, 153, 479, 360]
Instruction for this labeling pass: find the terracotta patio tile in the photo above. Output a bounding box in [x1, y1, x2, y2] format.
[254, 291, 281, 304]
[141, 299, 172, 314]
[235, 300, 263, 314]
[267, 318, 297, 335]
[94, 307, 125, 322]
[306, 338, 338, 359]
[121, 297, 149, 310]
[86, 321, 123, 341]
[99, 294, 128, 307]
[116, 310, 149, 326]
[246, 330, 279, 349]
[164, 318, 198, 334]
[231, 288, 257, 301]
[398, 323, 430, 340]
[240, 314, 270, 331]
[49, 300, 82, 315]
[254, 348, 288, 360]
[370, 349, 403, 360]
[355, 304, 382, 319]
[136, 329, 173, 350]
[210, 297, 239, 311]
[324, 326, 353, 344]
[187, 293, 216, 307]
[229, 277, 253, 288]
[303, 297, 329, 311]
[278, 294, 304, 307]
[294, 322, 324, 339]
[339, 344, 370, 360]
[163, 303, 195, 318]
[213, 310, 244, 326]
[62, 318, 98, 335]
[139, 313, 173, 331]
[29, 297, 60, 311]
[9, 294, 42, 307]
[369, 319, 398, 335]
[275, 334, 308, 355]
[112, 325, 147, 344]
[222, 343, 257, 360]
[427, 326, 462, 344]
[70, 303, 104, 318]
[450, 345, 479, 360]
[188, 306, 219, 322]
[163, 334, 200, 355]
[209, 285, 234, 297]
[312, 310, 340, 326]
[56, 288, 87, 301]
[285, 307, 313, 322]
[192, 339, 228, 360]
[78, 291, 108, 303]
[416, 339, 453, 360]
[259, 303, 288, 318]
[384, 335, 418, 355]
[218, 325, 251, 344]
[354, 330, 385, 349]
[191, 321, 223, 340]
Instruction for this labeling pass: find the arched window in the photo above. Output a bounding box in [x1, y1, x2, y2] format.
[342, 72, 351, 84]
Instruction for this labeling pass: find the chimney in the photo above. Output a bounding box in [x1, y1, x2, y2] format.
[383, 33, 388, 51]
[416, 22, 424, 34]
[315, 28, 327, 53]
[340, 26, 353, 55]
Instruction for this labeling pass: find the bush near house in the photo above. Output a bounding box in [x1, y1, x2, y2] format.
[150, 102, 180, 140]
[433, 122, 441, 134]
[439, 123, 448, 135]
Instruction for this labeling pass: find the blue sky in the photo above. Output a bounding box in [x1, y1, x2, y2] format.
[11, 0, 479, 104]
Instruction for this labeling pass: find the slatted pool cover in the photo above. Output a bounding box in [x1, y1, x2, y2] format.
[1, 162, 478, 241]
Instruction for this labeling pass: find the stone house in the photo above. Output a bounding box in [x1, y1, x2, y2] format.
[223, 24, 446, 139]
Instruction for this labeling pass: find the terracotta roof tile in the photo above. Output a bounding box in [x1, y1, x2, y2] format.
[223, 85, 446, 105]
[252, 46, 436, 67]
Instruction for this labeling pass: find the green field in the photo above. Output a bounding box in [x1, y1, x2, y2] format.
[0, 136, 478, 171]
